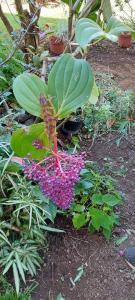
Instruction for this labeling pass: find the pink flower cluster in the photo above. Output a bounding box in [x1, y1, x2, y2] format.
[23, 152, 85, 209]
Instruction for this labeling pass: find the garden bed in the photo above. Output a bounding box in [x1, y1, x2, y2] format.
[88, 40, 135, 90]
[31, 42, 135, 300]
[1, 36, 135, 300]
[33, 132, 135, 300]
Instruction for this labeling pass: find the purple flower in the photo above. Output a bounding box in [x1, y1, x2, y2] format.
[23, 151, 85, 209]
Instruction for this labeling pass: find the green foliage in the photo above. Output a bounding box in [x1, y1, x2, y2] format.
[0, 238, 41, 294]
[84, 72, 135, 134]
[0, 40, 24, 92]
[75, 16, 133, 48]
[0, 293, 34, 300]
[10, 123, 49, 160]
[71, 163, 122, 239]
[0, 164, 61, 293]
[13, 74, 47, 117]
[13, 54, 94, 119]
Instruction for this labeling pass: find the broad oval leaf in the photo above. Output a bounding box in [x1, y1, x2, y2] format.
[48, 54, 94, 119]
[106, 16, 133, 36]
[11, 123, 49, 160]
[13, 73, 47, 117]
[75, 18, 105, 48]
[75, 16, 133, 48]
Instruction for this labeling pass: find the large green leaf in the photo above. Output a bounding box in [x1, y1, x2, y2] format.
[13, 55, 94, 119]
[47, 54, 94, 119]
[11, 123, 49, 160]
[13, 74, 47, 117]
[75, 16, 133, 48]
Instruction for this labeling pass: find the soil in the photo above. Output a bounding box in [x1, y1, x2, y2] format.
[87, 40, 135, 90]
[32, 41, 135, 300]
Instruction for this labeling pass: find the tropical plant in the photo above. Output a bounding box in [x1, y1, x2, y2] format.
[11, 53, 95, 209]
[75, 16, 133, 48]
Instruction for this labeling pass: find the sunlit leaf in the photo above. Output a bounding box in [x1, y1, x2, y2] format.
[75, 16, 133, 48]
[10, 123, 49, 160]
[48, 54, 94, 119]
[13, 73, 47, 117]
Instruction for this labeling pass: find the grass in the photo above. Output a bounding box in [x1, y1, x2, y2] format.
[0, 13, 66, 38]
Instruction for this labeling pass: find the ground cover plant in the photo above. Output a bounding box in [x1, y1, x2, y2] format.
[84, 72, 135, 136]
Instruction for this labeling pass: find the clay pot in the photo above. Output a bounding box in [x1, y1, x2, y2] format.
[49, 36, 65, 55]
[118, 32, 132, 48]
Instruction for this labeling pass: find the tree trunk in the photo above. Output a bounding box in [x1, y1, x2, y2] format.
[0, 4, 13, 35]
[14, 0, 23, 21]
[15, 0, 40, 62]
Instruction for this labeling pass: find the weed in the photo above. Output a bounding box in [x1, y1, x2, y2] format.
[70, 162, 122, 240]
[84, 72, 135, 136]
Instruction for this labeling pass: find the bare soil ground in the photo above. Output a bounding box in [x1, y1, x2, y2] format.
[33, 41, 135, 300]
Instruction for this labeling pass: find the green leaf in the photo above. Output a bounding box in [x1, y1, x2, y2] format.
[40, 225, 64, 233]
[44, 201, 57, 222]
[71, 203, 85, 213]
[13, 262, 20, 294]
[75, 16, 133, 48]
[81, 180, 93, 190]
[13, 73, 47, 117]
[92, 193, 103, 205]
[103, 228, 111, 240]
[3, 260, 13, 275]
[89, 207, 113, 231]
[48, 54, 94, 119]
[88, 80, 99, 104]
[10, 123, 49, 160]
[106, 16, 133, 37]
[74, 265, 84, 283]
[15, 252, 26, 283]
[102, 194, 121, 206]
[61, 0, 82, 12]
[56, 293, 66, 300]
[72, 213, 87, 229]
[115, 234, 128, 246]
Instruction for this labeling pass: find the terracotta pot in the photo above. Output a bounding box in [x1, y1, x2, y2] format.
[118, 32, 132, 48]
[49, 36, 65, 55]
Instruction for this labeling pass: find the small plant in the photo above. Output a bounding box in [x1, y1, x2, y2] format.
[70, 164, 122, 240]
[75, 16, 133, 49]
[48, 23, 67, 55]
[84, 72, 135, 135]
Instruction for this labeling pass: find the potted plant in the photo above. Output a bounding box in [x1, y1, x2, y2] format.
[118, 32, 132, 48]
[49, 25, 67, 55]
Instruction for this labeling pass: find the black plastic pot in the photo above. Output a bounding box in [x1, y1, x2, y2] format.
[61, 120, 82, 136]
